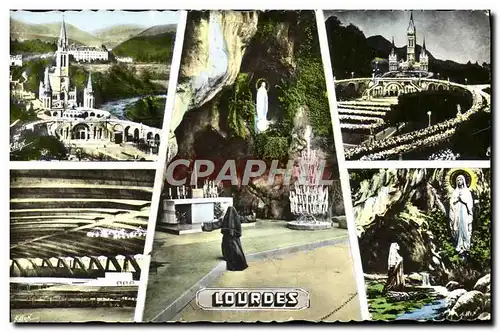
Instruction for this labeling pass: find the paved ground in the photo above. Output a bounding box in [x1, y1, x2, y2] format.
[175, 244, 362, 322]
[143, 221, 361, 322]
[11, 307, 134, 323]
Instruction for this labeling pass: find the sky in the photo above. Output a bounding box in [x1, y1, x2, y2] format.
[325, 10, 491, 64]
[10, 10, 180, 33]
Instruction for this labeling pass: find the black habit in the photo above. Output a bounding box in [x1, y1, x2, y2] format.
[202, 206, 249, 271]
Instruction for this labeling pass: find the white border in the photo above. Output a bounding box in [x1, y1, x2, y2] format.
[10, 161, 158, 169]
[133, 10, 188, 323]
[315, 9, 371, 321]
[346, 160, 491, 169]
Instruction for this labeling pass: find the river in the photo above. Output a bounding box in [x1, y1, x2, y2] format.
[395, 298, 447, 321]
[100, 95, 167, 120]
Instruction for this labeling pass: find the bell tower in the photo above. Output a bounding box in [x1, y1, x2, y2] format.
[407, 11, 416, 64]
[54, 16, 70, 102]
[83, 73, 95, 109]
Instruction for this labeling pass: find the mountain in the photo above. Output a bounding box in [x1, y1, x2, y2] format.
[93, 24, 147, 49]
[10, 18, 102, 46]
[112, 29, 176, 63]
[366, 35, 436, 62]
[135, 24, 177, 37]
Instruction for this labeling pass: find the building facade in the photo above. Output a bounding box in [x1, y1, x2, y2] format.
[38, 18, 94, 111]
[68, 45, 109, 62]
[388, 12, 429, 72]
[10, 55, 23, 67]
[116, 56, 134, 63]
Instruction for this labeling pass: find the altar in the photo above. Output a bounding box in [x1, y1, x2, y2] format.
[161, 197, 233, 225]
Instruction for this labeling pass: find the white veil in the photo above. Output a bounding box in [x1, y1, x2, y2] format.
[388, 242, 401, 268]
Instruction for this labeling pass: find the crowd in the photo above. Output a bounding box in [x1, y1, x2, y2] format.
[345, 87, 485, 160]
[338, 114, 384, 123]
[428, 149, 460, 160]
[338, 108, 387, 116]
[341, 123, 383, 130]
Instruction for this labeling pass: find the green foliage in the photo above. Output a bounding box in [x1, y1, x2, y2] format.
[125, 96, 166, 129]
[89, 64, 164, 104]
[12, 58, 52, 93]
[387, 90, 473, 130]
[366, 282, 440, 321]
[10, 135, 68, 161]
[113, 32, 175, 63]
[254, 131, 289, 161]
[469, 189, 492, 271]
[451, 110, 491, 159]
[426, 209, 462, 266]
[274, 14, 331, 137]
[325, 16, 373, 79]
[225, 73, 255, 139]
[349, 169, 379, 193]
[427, 187, 491, 278]
[10, 101, 37, 123]
[10, 39, 57, 54]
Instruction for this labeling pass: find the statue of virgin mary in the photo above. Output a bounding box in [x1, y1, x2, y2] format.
[255, 81, 269, 133]
[449, 175, 474, 253]
[384, 242, 405, 292]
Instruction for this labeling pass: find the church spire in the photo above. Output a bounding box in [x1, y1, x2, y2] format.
[407, 11, 416, 34]
[58, 14, 68, 50]
[422, 36, 426, 50]
[86, 72, 93, 92]
[43, 67, 51, 92]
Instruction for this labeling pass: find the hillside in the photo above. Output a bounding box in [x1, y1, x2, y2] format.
[10, 18, 101, 46]
[366, 35, 437, 61]
[93, 24, 147, 49]
[112, 31, 176, 63]
[135, 24, 177, 37]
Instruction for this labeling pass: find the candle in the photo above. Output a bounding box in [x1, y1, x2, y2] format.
[194, 165, 197, 188]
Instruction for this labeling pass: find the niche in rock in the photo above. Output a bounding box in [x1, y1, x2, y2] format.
[359, 216, 432, 274]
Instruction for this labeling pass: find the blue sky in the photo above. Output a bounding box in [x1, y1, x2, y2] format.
[10, 10, 180, 33]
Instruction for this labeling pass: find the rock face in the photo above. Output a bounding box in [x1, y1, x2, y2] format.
[446, 281, 461, 291]
[445, 288, 467, 308]
[447, 290, 485, 320]
[353, 168, 489, 280]
[168, 11, 259, 161]
[473, 273, 490, 293]
[166, 12, 340, 219]
[443, 273, 491, 321]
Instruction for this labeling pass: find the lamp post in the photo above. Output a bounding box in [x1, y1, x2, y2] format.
[427, 111, 432, 127]
[465, 78, 468, 85]
[437, 73, 440, 80]
[351, 71, 354, 79]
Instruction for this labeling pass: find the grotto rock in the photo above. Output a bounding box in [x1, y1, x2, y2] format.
[445, 281, 461, 291]
[447, 290, 485, 320]
[445, 288, 467, 308]
[473, 274, 490, 293]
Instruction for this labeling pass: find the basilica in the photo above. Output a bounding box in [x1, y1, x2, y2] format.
[388, 12, 429, 72]
[38, 18, 94, 111]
